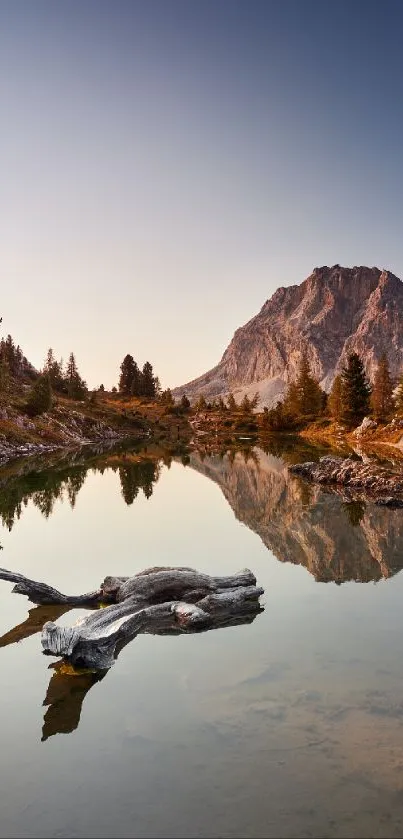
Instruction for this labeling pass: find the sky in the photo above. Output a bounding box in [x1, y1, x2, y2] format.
[2, 0, 403, 390]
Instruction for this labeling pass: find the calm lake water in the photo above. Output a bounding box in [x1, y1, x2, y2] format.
[2, 440, 403, 838]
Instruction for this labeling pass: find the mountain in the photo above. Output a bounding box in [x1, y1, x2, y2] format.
[188, 447, 403, 584]
[173, 265, 403, 407]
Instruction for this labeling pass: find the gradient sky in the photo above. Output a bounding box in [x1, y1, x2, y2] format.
[2, 0, 403, 389]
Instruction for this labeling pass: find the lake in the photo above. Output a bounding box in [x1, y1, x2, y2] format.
[2, 440, 403, 838]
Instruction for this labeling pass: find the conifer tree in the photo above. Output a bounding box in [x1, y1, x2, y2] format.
[283, 380, 300, 418]
[25, 373, 53, 416]
[340, 352, 371, 427]
[195, 394, 207, 411]
[160, 388, 174, 405]
[180, 394, 190, 411]
[250, 392, 260, 411]
[43, 348, 64, 392]
[0, 357, 10, 403]
[371, 353, 393, 421]
[119, 354, 137, 395]
[65, 352, 87, 400]
[240, 394, 251, 414]
[328, 374, 343, 422]
[141, 361, 156, 398]
[226, 392, 237, 411]
[294, 352, 323, 418]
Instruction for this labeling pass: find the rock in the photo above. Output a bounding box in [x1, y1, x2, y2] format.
[353, 416, 377, 437]
[289, 456, 403, 505]
[173, 266, 403, 407]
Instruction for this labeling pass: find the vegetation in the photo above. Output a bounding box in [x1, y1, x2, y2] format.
[25, 374, 53, 416]
[371, 352, 393, 421]
[118, 354, 158, 398]
[0, 318, 402, 460]
[339, 352, 371, 427]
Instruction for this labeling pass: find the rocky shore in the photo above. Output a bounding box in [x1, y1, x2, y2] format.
[0, 405, 131, 466]
[289, 456, 403, 507]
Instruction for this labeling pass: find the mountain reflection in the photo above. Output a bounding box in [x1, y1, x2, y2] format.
[188, 445, 403, 584]
[2, 440, 403, 584]
[2, 439, 403, 740]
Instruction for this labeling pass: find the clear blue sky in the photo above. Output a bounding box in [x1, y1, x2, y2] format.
[1, 0, 403, 389]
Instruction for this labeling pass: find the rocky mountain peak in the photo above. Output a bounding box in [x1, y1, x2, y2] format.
[173, 265, 403, 407]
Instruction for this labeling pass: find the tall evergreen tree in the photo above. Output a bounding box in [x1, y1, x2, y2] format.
[282, 354, 322, 421]
[371, 353, 393, 421]
[295, 352, 323, 418]
[43, 348, 64, 392]
[240, 394, 252, 414]
[0, 357, 10, 403]
[328, 374, 343, 422]
[65, 352, 87, 400]
[226, 392, 237, 411]
[141, 361, 156, 397]
[340, 352, 371, 427]
[119, 354, 138, 395]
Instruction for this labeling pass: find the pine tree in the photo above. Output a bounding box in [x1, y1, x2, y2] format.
[25, 373, 53, 416]
[195, 394, 207, 412]
[65, 352, 87, 400]
[0, 357, 10, 403]
[340, 352, 371, 427]
[226, 392, 237, 411]
[141, 361, 156, 398]
[119, 354, 137, 395]
[250, 392, 260, 411]
[43, 348, 64, 392]
[180, 394, 190, 411]
[44, 348, 55, 373]
[240, 394, 251, 414]
[295, 353, 323, 418]
[283, 381, 300, 418]
[328, 374, 343, 422]
[371, 353, 393, 421]
[160, 388, 174, 406]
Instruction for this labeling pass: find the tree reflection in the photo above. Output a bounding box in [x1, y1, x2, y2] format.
[0, 448, 165, 529]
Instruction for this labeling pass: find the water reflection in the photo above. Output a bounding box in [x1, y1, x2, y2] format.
[42, 661, 106, 742]
[0, 596, 262, 741]
[188, 443, 403, 583]
[0, 445, 168, 530]
[2, 440, 403, 585]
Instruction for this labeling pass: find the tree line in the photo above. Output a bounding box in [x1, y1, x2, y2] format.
[189, 350, 400, 432]
[261, 350, 396, 431]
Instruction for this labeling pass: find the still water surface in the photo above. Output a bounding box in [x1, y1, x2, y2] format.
[1, 441, 403, 838]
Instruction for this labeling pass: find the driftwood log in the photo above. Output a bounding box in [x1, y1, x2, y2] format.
[0, 566, 264, 670]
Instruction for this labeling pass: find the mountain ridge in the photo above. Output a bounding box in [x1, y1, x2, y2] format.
[173, 265, 403, 407]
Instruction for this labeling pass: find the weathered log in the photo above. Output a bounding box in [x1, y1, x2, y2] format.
[0, 567, 101, 606]
[0, 565, 264, 671]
